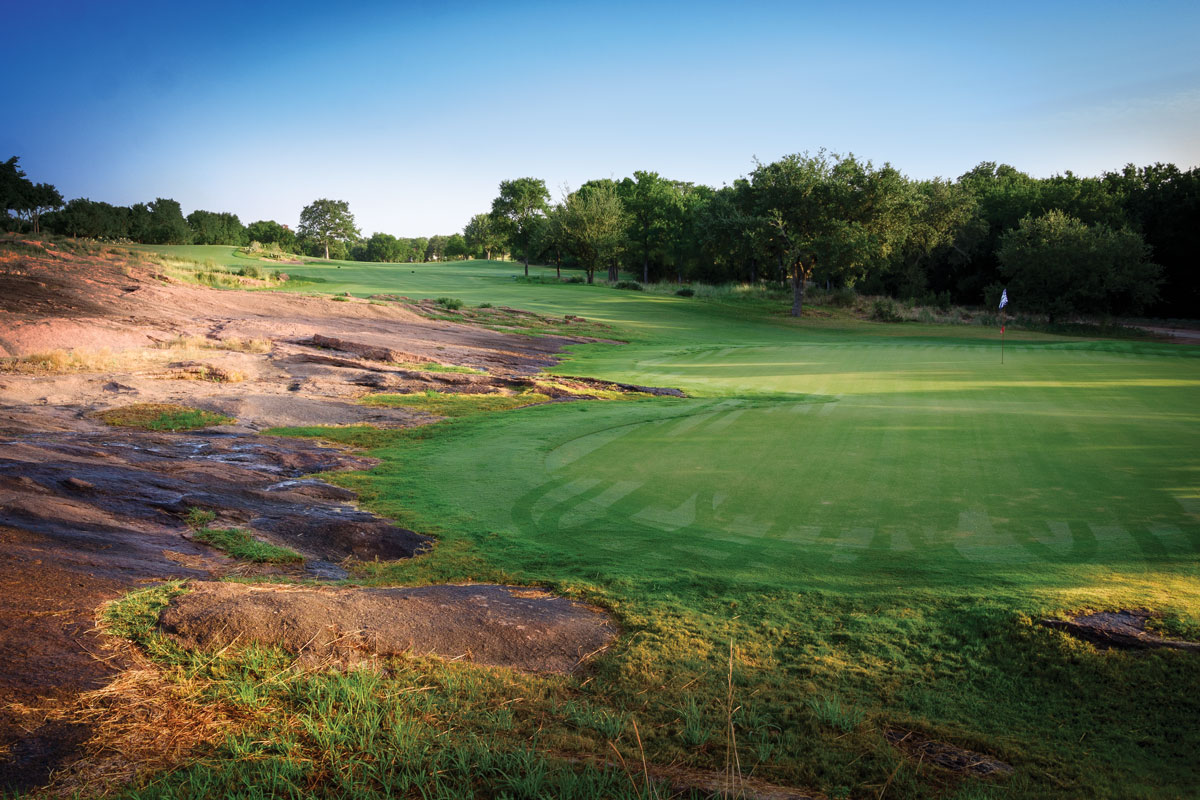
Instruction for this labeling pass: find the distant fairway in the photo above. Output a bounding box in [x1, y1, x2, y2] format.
[153, 247, 1200, 795]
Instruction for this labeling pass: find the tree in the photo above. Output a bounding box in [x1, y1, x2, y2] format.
[298, 198, 359, 260]
[187, 210, 246, 245]
[445, 233, 469, 260]
[750, 151, 913, 316]
[463, 212, 504, 260]
[617, 171, 681, 283]
[490, 177, 549, 276]
[558, 182, 626, 284]
[145, 198, 191, 244]
[245, 220, 297, 252]
[361, 232, 405, 262]
[997, 210, 1160, 322]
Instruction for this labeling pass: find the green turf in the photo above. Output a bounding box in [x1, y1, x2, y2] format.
[138, 247, 1200, 798]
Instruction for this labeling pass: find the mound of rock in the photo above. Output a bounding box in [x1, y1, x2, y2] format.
[159, 582, 618, 674]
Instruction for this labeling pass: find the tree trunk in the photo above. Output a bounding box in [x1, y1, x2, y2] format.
[643, 252, 649, 284]
[791, 264, 806, 317]
[523, 251, 529, 277]
[324, 242, 330, 260]
[608, 262, 618, 283]
[586, 267, 594, 285]
[750, 257, 757, 284]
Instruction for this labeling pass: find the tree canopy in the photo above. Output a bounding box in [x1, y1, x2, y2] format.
[298, 198, 359, 260]
[490, 178, 549, 275]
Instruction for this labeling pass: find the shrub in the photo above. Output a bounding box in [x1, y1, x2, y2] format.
[436, 297, 464, 310]
[674, 287, 695, 297]
[830, 286, 857, 307]
[562, 276, 584, 284]
[613, 280, 642, 291]
[871, 298, 902, 322]
[478, 302, 493, 309]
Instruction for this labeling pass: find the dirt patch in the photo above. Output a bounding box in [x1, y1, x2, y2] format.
[1039, 609, 1200, 652]
[159, 581, 618, 674]
[884, 726, 1013, 778]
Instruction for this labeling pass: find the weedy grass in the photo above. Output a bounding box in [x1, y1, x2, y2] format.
[414, 362, 486, 374]
[192, 527, 302, 564]
[360, 389, 550, 418]
[94, 403, 234, 430]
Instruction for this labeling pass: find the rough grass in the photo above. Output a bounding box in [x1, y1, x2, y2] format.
[360, 389, 550, 418]
[192, 528, 302, 564]
[94, 403, 233, 430]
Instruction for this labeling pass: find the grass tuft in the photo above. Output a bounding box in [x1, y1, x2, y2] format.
[94, 403, 234, 430]
[192, 527, 303, 563]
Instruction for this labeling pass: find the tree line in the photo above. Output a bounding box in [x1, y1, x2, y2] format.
[473, 155, 1197, 318]
[4, 153, 1197, 318]
[0, 160, 468, 265]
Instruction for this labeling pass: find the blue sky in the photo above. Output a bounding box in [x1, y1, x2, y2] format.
[3, 0, 1198, 236]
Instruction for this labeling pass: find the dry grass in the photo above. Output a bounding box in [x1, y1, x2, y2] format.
[38, 665, 250, 799]
[165, 363, 246, 383]
[159, 335, 272, 354]
[0, 347, 120, 374]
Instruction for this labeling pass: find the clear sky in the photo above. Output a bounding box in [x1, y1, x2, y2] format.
[3, 0, 1198, 237]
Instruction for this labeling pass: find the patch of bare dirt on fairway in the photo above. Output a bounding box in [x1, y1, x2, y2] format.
[884, 727, 1013, 778]
[159, 581, 618, 674]
[1039, 609, 1200, 652]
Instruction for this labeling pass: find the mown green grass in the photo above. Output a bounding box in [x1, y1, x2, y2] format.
[126, 247, 1200, 798]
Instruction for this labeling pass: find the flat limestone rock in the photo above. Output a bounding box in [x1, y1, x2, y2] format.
[159, 581, 618, 674]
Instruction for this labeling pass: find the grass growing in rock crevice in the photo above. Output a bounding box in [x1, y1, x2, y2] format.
[192, 527, 302, 564]
[94, 403, 234, 430]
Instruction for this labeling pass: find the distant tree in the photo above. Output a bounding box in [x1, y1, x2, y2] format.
[750, 152, 912, 316]
[1, 158, 62, 233]
[425, 234, 449, 262]
[617, 171, 681, 283]
[298, 198, 359, 260]
[463, 212, 504, 260]
[45, 198, 127, 239]
[362, 232, 405, 262]
[490, 177, 550, 276]
[558, 182, 627, 284]
[997, 210, 1160, 322]
[18, 183, 63, 234]
[145, 198, 191, 244]
[407, 236, 429, 263]
[1104, 163, 1200, 317]
[445, 233, 469, 260]
[245, 220, 297, 252]
[187, 210, 246, 245]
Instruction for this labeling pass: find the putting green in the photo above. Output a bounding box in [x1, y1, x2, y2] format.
[389, 339, 1200, 586]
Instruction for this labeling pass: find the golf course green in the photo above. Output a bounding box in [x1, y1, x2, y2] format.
[146, 247, 1200, 798]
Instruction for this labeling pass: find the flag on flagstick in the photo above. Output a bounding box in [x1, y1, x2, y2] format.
[998, 288, 1009, 309]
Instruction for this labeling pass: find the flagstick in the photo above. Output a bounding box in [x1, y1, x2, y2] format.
[1000, 309, 1006, 364]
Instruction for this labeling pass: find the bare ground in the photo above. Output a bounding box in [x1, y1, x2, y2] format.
[0, 241, 635, 791]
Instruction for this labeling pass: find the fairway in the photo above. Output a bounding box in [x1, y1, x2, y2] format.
[161, 248, 1200, 795]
